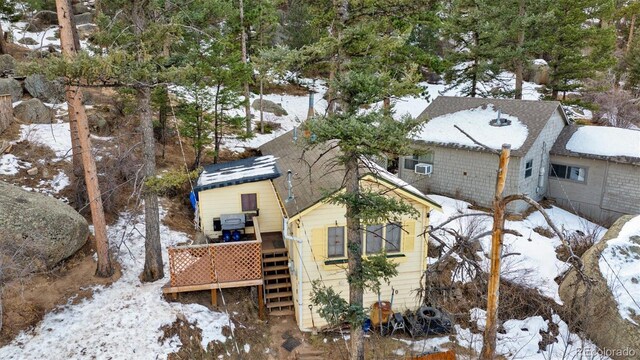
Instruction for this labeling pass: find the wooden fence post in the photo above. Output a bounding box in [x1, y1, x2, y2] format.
[0, 94, 12, 135]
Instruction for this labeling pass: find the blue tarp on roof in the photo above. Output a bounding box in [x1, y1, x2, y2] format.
[193, 155, 281, 193]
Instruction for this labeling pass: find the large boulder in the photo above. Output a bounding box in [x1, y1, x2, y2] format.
[76, 24, 98, 40]
[24, 74, 65, 103]
[559, 215, 640, 359]
[13, 98, 55, 124]
[524, 59, 550, 86]
[251, 99, 288, 116]
[0, 181, 89, 277]
[74, 13, 94, 26]
[0, 78, 23, 102]
[0, 54, 17, 75]
[72, 3, 91, 15]
[26, 10, 59, 32]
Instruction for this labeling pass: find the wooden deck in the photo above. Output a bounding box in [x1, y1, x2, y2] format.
[163, 217, 274, 318]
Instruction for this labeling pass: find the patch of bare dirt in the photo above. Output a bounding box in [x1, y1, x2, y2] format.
[0, 240, 121, 346]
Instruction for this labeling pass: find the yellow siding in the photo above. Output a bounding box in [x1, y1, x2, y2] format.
[289, 181, 433, 330]
[198, 180, 283, 237]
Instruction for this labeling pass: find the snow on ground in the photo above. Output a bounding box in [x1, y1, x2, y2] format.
[428, 195, 606, 303]
[455, 308, 610, 359]
[0, 208, 233, 360]
[566, 126, 640, 158]
[20, 123, 72, 161]
[416, 105, 529, 151]
[0, 154, 31, 175]
[599, 215, 640, 325]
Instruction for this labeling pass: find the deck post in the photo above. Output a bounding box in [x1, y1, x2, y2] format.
[258, 285, 265, 319]
[211, 289, 217, 306]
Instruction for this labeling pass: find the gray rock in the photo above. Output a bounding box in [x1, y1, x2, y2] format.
[72, 3, 91, 14]
[88, 112, 108, 134]
[27, 167, 38, 175]
[74, 13, 94, 26]
[24, 74, 65, 103]
[251, 99, 288, 116]
[524, 61, 550, 86]
[33, 10, 59, 26]
[0, 181, 89, 277]
[0, 78, 23, 102]
[13, 98, 55, 124]
[559, 215, 640, 357]
[76, 24, 98, 40]
[0, 54, 17, 75]
[18, 37, 39, 45]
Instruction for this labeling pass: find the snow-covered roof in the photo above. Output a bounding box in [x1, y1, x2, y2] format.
[194, 156, 280, 193]
[551, 126, 640, 165]
[415, 97, 566, 156]
[417, 104, 529, 151]
[566, 126, 640, 158]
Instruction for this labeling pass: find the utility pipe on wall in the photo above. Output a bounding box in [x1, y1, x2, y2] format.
[283, 218, 305, 330]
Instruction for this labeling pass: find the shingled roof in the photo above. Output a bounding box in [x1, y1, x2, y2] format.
[415, 96, 568, 157]
[551, 126, 640, 165]
[259, 131, 440, 217]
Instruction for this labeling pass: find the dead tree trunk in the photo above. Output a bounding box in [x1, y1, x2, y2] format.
[480, 144, 511, 360]
[55, 0, 113, 277]
[239, 0, 251, 134]
[0, 95, 12, 133]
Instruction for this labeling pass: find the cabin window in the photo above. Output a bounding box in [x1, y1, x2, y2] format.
[385, 223, 402, 252]
[403, 152, 434, 170]
[241, 193, 258, 211]
[550, 164, 586, 182]
[524, 159, 533, 178]
[327, 226, 345, 258]
[365, 224, 384, 254]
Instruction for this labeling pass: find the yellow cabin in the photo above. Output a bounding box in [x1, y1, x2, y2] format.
[167, 131, 441, 331]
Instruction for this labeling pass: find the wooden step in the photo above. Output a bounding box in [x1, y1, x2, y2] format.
[266, 291, 292, 300]
[262, 256, 289, 263]
[262, 248, 288, 255]
[267, 300, 294, 309]
[265, 282, 292, 290]
[263, 264, 289, 272]
[264, 273, 291, 281]
[269, 309, 295, 316]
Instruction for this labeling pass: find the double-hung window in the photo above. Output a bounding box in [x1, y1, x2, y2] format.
[327, 226, 345, 258]
[364, 222, 403, 254]
[403, 152, 434, 170]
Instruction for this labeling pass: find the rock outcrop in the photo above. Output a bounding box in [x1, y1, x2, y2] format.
[13, 98, 54, 124]
[24, 74, 65, 103]
[559, 215, 640, 359]
[0, 54, 17, 75]
[0, 78, 23, 102]
[251, 99, 288, 116]
[0, 181, 89, 277]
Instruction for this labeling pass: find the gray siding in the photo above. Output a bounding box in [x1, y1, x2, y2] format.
[518, 109, 566, 201]
[399, 147, 525, 212]
[602, 163, 640, 214]
[548, 155, 640, 225]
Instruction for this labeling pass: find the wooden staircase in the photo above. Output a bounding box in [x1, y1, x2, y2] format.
[262, 247, 295, 316]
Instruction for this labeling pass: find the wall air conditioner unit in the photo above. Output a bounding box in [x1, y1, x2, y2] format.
[414, 163, 433, 175]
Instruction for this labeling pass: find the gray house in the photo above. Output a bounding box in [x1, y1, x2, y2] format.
[398, 96, 568, 213]
[548, 126, 640, 224]
[398, 96, 640, 224]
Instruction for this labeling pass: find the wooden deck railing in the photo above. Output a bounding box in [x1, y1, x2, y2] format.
[168, 217, 263, 287]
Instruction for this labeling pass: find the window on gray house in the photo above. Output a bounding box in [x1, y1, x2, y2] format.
[241, 193, 258, 211]
[385, 223, 402, 252]
[404, 152, 434, 170]
[365, 224, 384, 254]
[550, 164, 586, 182]
[328, 226, 345, 258]
[524, 159, 533, 178]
